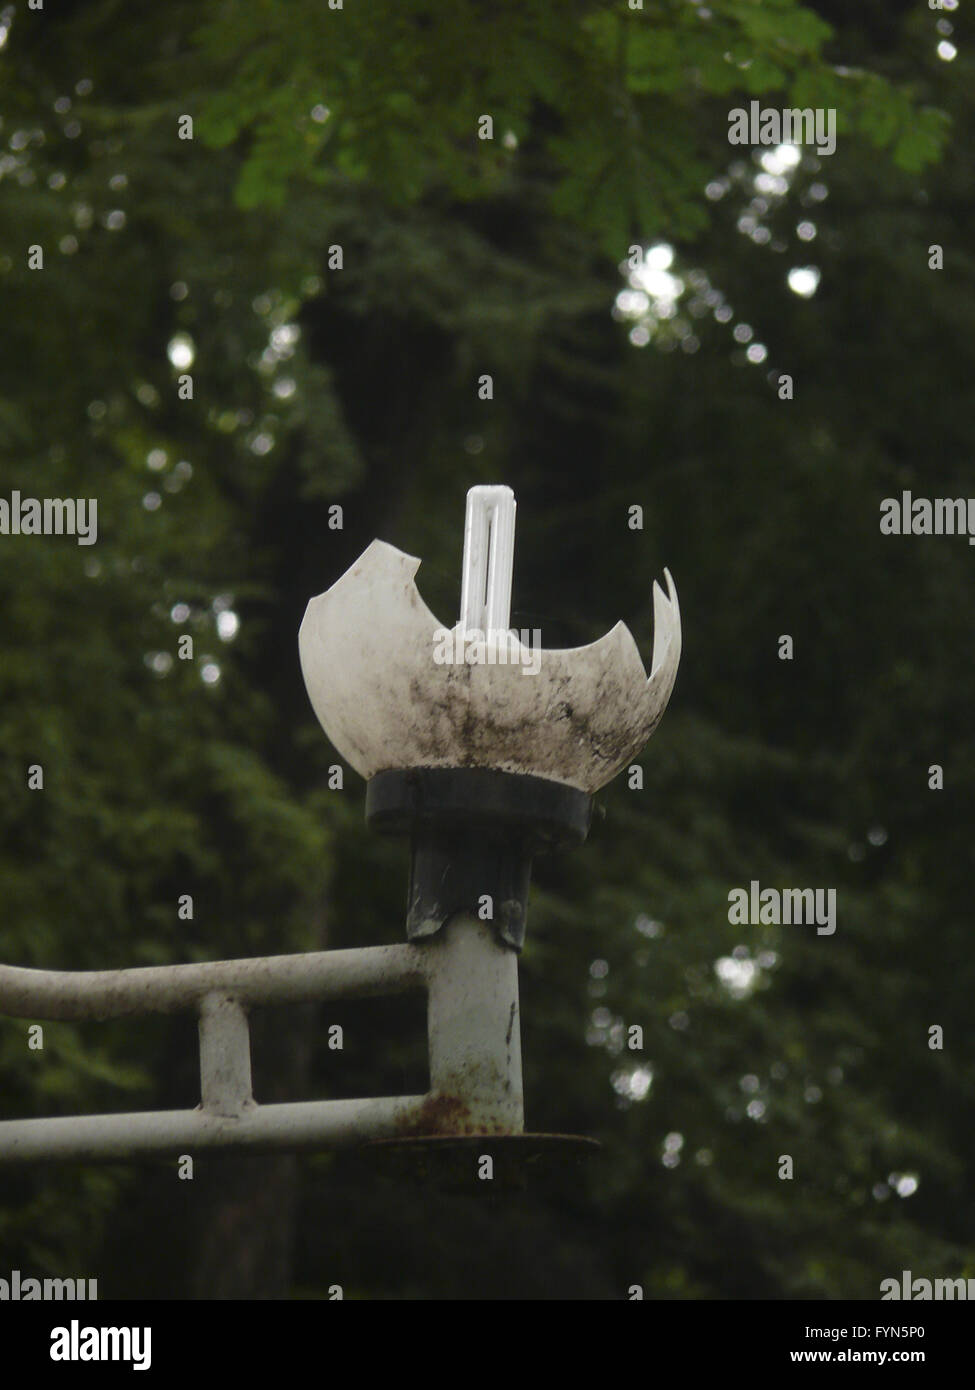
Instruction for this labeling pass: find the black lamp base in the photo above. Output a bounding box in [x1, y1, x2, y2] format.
[365, 767, 592, 950]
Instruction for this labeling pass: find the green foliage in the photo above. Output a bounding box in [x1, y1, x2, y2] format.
[191, 0, 946, 254]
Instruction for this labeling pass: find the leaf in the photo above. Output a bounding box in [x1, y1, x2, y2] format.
[893, 107, 951, 173]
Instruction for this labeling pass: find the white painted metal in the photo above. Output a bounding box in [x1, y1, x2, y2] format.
[0, 946, 433, 1163]
[0, 943, 425, 1020]
[0, 1096, 432, 1164]
[0, 922, 525, 1161]
[199, 995, 253, 1118]
[425, 915, 523, 1133]
[298, 539, 681, 793]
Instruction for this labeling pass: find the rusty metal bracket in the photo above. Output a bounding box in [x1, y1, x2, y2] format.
[0, 917, 525, 1165]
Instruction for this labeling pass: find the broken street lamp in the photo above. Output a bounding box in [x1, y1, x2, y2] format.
[299, 485, 681, 951]
[299, 484, 681, 1178]
[0, 485, 679, 1179]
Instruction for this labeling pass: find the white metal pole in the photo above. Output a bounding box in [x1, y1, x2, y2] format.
[424, 915, 524, 1134]
[0, 943, 426, 1020]
[0, 1095, 432, 1164]
[199, 994, 254, 1118]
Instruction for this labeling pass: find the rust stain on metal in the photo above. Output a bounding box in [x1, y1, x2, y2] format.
[395, 1092, 513, 1138]
[395, 1093, 471, 1138]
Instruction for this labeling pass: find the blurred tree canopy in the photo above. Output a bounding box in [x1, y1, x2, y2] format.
[1, 0, 974, 1298]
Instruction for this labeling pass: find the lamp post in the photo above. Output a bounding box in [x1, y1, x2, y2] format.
[0, 485, 680, 1175]
[300, 483, 681, 1175]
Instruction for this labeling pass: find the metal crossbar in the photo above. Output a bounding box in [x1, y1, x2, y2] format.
[0, 916, 524, 1164]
